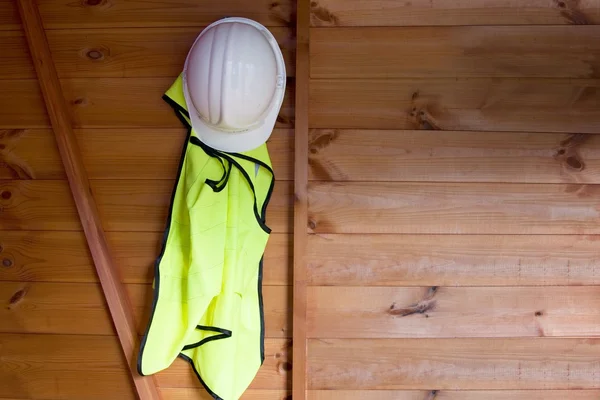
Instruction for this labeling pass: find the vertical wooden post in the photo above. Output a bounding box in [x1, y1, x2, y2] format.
[16, 1, 162, 398]
[293, 0, 310, 398]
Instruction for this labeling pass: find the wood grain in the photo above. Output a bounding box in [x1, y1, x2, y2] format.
[46, 27, 295, 78]
[308, 130, 600, 183]
[308, 182, 600, 234]
[1, 128, 293, 180]
[309, 78, 600, 133]
[0, 282, 290, 337]
[0, 32, 33, 79]
[0, 334, 290, 399]
[0, 231, 290, 285]
[311, 26, 600, 79]
[307, 234, 600, 287]
[0, 180, 292, 233]
[308, 338, 600, 390]
[308, 390, 600, 400]
[0, 80, 48, 128]
[0, 78, 294, 128]
[308, 286, 600, 338]
[0, 334, 134, 400]
[161, 389, 290, 400]
[16, 0, 161, 397]
[0, 1, 20, 31]
[309, 0, 600, 26]
[294, 0, 311, 399]
[37, 0, 294, 29]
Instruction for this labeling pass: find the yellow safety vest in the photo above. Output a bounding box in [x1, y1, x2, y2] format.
[138, 75, 274, 400]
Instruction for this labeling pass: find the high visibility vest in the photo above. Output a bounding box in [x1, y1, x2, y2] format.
[138, 75, 275, 400]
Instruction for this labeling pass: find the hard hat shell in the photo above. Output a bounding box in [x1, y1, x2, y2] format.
[183, 17, 286, 153]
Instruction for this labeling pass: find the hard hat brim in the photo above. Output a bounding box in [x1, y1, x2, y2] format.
[182, 17, 287, 153]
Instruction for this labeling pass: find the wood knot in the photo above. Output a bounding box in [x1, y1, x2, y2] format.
[84, 0, 104, 6]
[426, 390, 439, 400]
[535, 311, 544, 317]
[309, 129, 339, 155]
[311, 2, 340, 25]
[389, 286, 438, 317]
[308, 219, 317, 230]
[1, 190, 11, 200]
[566, 155, 584, 171]
[278, 361, 292, 373]
[557, 0, 592, 24]
[86, 49, 104, 61]
[8, 288, 26, 307]
[2, 257, 12, 267]
[73, 98, 88, 106]
[555, 141, 586, 172]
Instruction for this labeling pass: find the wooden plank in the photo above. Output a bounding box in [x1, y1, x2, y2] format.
[311, 26, 600, 79]
[307, 234, 600, 287]
[0, 78, 294, 128]
[16, 0, 161, 397]
[293, 0, 311, 399]
[308, 182, 600, 234]
[0, 231, 290, 285]
[0, 334, 289, 399]
[0, 282, 290, 337]
[161, 389, 290, 400]
[308, 130, 600, 183]
[0, 27, 295, 79]
[307, 338, 600, 390]
[47, 27, 295, 78]
[38, 0, 294, 29]
[309, 79, 600, 133]
[309, 0, 600, 26]
[0, 1, 20, 31]
[0, 32, 34, 79]
[308, 390, 600, 400]
[0, 80, 48, 128]
[308, 286, 600, 338]
[0, 180, 292, 232]
[1, 128, 293, 180]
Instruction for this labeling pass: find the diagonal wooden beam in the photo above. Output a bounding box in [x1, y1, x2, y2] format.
[15, 1, 162, 398]
[293, 0, 310, 399]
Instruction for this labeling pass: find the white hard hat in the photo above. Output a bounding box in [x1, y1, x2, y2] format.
[183, 17, 286, 153]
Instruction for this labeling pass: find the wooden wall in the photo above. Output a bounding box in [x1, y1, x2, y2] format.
[0, 1, 294, 399]
[303, 1, 600, 399]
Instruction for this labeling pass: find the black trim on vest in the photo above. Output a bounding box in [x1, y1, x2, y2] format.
[137, 95, 192, 377]
[178, 353, 224, 400]
[182, 325, 233, 351]
[258, 257, 265, 363]
[190, 136, 274, 234]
